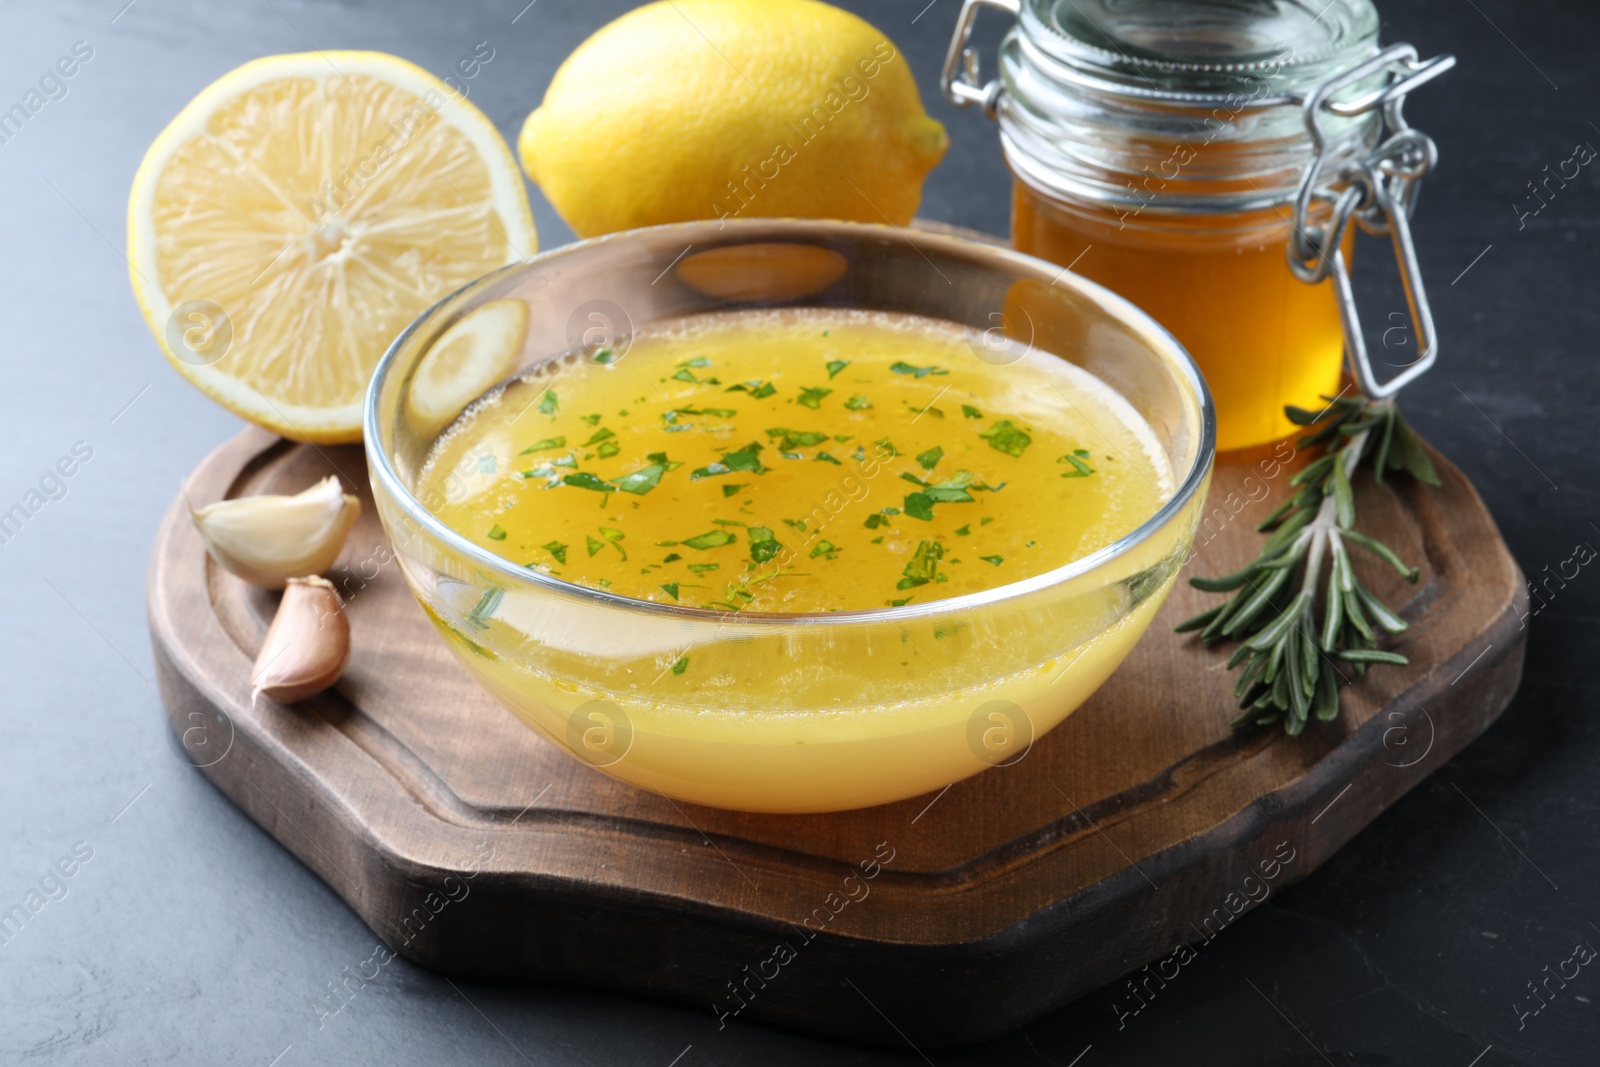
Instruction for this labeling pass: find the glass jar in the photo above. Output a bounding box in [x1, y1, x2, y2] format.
[942, 0, 1453, 452]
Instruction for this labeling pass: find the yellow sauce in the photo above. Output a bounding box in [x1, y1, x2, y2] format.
[420, 308, 1170, 612]
[408, 307, 1195, 812]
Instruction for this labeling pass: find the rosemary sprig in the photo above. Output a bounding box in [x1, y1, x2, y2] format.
[1177, 396, 1440, 735]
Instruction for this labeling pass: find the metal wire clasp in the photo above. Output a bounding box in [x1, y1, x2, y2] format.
[1287, 44, 1456, 400]
[940, 0, 1020, 118]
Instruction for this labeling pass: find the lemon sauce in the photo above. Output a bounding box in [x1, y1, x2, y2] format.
[419, 308, 1172, 614]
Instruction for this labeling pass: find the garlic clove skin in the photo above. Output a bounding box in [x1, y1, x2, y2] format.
[190, 476, 360, 589]
[251, 575, 351, 704]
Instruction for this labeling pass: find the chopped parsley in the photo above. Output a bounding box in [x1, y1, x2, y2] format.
[844, 395, 872, 411]
[826, 359, 850, 379]
[519, 437, 566, 455]
[890, 361, 948, 379]
[680, 530, 737, 550]
[487, 524, 507, 541]
[766, 427, 830, 450]
[660, 583, 680, 600]
[1058, 449, 1095, 477]
[797, 386, 833, 409]
[721, 485, 741, 498]
[690, 442, 765, 479]
[671, 655, 689, 675]
[609, 464, 665, 495]
[561, 472, 612, 493]
[904, 492, 935, 521]
[916, 446, 943, 471]
[748, 526, 782, 563]
[979, 420, 1032, 457]
[898, 540, 944, 589]
[962, 404, 983, 419]
[980, 555, 1005, 566]
[536, 390, 558, 416]
[542, 540, 566, 563]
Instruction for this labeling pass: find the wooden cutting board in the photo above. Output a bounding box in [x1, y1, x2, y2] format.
[148, 424, 1524, 1048]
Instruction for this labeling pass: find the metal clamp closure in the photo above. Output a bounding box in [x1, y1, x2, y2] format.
[941, 0, 1020, 118]
[1287, 45, 1455, 399]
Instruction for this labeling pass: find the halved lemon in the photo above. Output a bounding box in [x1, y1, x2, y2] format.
[128, 52, 536, 443]
[406, 298, 529, 437]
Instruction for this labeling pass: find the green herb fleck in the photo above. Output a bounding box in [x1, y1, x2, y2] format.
[898, 540, 944, 589]
[980, 555, 1005, 566]
[916, 446, 944, 471]
[542, 540, 566, 563]
[487, 524, 507, 541]
[890, 361, 948, 379]
[519, 436, 566, 455]
[597, 441, 621, 459]
[980, 420, 1032, 457]
[561, 472, 613, 493]
[864, 514, 889, 530]
[814, 452, 842, 465]
[660, 583, 680, 600]
[691, 442, 765, 479]
[579, 413, 602, 426]
[586, 536, 605, 557]
[826, 359, 850, 379]
[810, 540, 840, 560]
[609, 463, 665, 495]
[797, 386, 832, 409]
[765, 427, 830, 450]
[687, 563, 720, 573]
[537, 390, 558, 416]
[1058, 449, 1095, 477]
[844, 395, 872, 411]
[904, 492, 935, 522]
[671, 655, 689, 676]
[721, 485, 741, 498]
[681, 530, 737, 550]
[962, 404, 983, 419]
[582, 427, 615, 447]
[748, 526, 782, 564]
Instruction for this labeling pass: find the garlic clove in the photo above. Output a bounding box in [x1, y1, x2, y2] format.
[251, 575, 350, 704]
[190, 476, 360, 589]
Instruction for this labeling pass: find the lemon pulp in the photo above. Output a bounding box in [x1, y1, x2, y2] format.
[128, 53, 535, 442]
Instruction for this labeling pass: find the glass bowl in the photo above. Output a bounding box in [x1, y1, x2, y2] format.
[365, 219, 1213, 814]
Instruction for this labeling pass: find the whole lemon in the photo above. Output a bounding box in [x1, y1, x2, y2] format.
[519, 0, 949, 237]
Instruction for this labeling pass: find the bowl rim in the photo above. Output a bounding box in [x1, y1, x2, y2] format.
[364, 218, 1215, 626]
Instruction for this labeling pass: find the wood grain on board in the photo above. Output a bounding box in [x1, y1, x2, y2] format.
[149, 422, 1524, 1047]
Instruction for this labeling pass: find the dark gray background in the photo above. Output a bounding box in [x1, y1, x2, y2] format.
[1, 0, 1594, 1063]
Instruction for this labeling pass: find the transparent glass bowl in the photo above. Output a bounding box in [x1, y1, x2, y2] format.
[365, 219, 1214, 813]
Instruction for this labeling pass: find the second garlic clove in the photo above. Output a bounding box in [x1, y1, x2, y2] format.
[191, 476, 360, 589]
[251, 575, 351, 704]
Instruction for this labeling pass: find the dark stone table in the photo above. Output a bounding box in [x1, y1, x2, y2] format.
[0, 0, 1592, 1063]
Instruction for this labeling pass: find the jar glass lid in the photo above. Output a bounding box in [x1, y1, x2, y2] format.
[1022, 0, 1379, 93]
